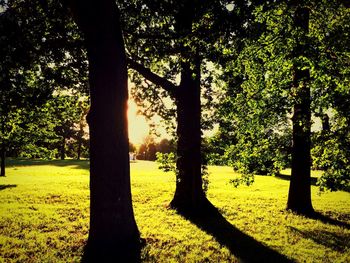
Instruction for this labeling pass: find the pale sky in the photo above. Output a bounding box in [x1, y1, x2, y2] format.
[127, 99, 149, 145]
[127, 99, 171, 145]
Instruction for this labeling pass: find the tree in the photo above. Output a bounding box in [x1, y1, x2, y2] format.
[136, 135, 157, 160]
[129, 142, 136, 153]
[0, 0, 89, 174]
[157, 138, 175, 154]
[287, 1, 313, 214]
[215, 0, 350, 206]
[0, 1, 51, 176]
[46, 95, 81, 160]
[122, 0, 244, 213]
[135, 137, 175, 160]
[75, 99, 89, 160]
[63, 0, 140, 260]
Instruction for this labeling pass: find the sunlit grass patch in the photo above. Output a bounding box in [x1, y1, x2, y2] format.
[0, 159, 349, 262]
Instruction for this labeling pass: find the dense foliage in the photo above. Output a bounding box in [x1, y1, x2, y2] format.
[207, 1, 350, 191]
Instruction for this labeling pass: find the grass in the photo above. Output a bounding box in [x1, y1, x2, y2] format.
[0, 159, 349, 262]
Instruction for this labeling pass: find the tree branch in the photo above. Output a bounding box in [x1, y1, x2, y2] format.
[123, 29, 177, 41]
[127, 58, 177, 96]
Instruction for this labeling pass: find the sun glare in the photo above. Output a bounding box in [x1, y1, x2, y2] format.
[127, 100, 150, 145]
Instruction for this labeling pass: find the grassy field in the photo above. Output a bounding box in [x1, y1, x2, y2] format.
[0, 159, 349, 262]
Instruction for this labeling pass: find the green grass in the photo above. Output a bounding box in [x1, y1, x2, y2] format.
[0, 159, 349, 262]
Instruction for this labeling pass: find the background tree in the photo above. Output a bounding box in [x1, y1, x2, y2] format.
[136, 136, 175, 160]
[121, 0, 249, 213]
[49, 95, 82, 160]
[74, 99, 89, 160]
[0, 0, 88, 173]
[287, 1, 313, 214]
[216, 1, 349, 207]
[0, 2, 52, 175]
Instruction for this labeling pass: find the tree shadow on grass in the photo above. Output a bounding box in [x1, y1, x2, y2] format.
[7, 158, 90, 170]
[308, 211, 350, 229]
[275, 173, 350, 193]
[0, 184, 17, 191]
[288, 226, 349, 252]
[275, 175, 350, 228]
[275, 173, 318, 186]
[180, 202, 293, 263]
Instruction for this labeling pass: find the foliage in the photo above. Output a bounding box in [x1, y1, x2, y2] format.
[3, 95, 89, 160]
[137, 137, 175, 161]
[156, 152, 176, 173]
[214, 1, 350, 191]
[129, 142, 137, 153]
[204, 131, 236, 166]
[0, 159, 349, 262]
[201, 164, 210, 194]
[49, 95, 84, 159]
[230, 173, 255, 188]
[312, 114, 350, 192]
[0, 0, 88, 163]
[137, 136, 158, 161]
[156, 152, 210, 194]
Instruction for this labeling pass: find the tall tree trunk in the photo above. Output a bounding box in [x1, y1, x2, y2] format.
[67, 0, 140, 261]
[77, 137, 82, 160]
[169, 1, 210, 214]
[0, 145, 5, 177]
[76, 126, 83, 160]
[321, 113, 330, 133]
[170, 61, 208, 213]
[287, 5, 314, 214]
[60, 137, 65, 160]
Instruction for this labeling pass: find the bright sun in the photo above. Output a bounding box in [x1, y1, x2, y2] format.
[127, 99, 150, 145]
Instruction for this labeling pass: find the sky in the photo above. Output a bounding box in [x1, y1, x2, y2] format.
[127, 99, 149, 145]
[127, 99, 170, 145]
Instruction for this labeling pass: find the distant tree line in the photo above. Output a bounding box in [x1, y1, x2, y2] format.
[3, 95, 90, 163]
[134, 136, 175, 161]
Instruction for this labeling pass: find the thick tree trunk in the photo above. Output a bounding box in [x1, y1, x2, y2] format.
[169, 1, 210, 214]
[67, 0, 140, 261]
[0, 145, 5, 177]
[170, 62, 208, 214]
[287, 5, 314, 214]
[288, 69, 313, 213]
[60, 137, 65, 160]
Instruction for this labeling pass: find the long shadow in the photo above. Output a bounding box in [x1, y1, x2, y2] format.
[275, 173, 318, 186]
[275, 173, 350, 193]
[181, 202, 293, 263]
[288, 227, 349, 252]
[7, 158, 90, 170]
[0, 184, 17, 191]
[308, 211, 350, 229]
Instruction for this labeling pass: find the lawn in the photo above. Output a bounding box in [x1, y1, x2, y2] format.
[0, 159, 349, 262]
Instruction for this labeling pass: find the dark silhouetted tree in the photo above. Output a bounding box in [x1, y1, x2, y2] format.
[64, 0, 140, 260]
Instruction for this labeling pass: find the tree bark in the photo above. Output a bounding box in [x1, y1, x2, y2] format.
[60, 137, 65, 160]
[127, 2, 210, 214]
[77, 137, 81, 160]
[287, 5, 314, 214]
[169, 2, 210, 213]
[66, 0, 140, 261]
[321, 113, 330, 133]
[169, 61, 209, 213]
[76, 128, 84, 160]
[0, 145, 5, 177]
